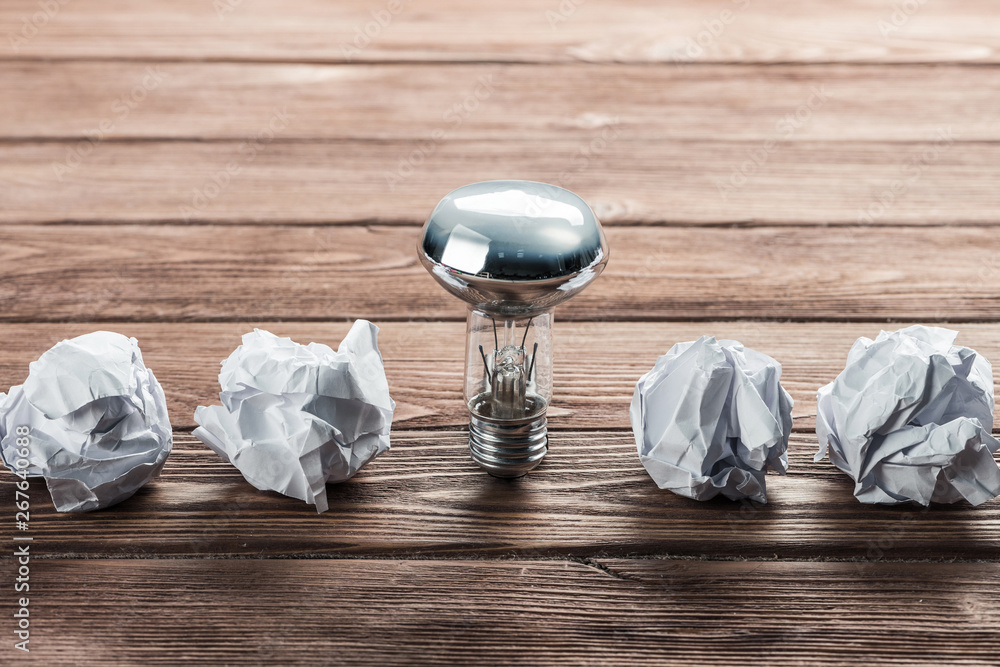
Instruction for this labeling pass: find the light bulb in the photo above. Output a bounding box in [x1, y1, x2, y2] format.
[418, 180, 609, 477]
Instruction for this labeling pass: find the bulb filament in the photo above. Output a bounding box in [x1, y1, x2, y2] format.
[478, 317, 538, 419]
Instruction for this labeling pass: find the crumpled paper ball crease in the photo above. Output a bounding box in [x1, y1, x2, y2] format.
[630, 336, 793, 503]
[0, 331, 173, 512]
[815, 325, 1000, 506]
[194, 321, 395, 513]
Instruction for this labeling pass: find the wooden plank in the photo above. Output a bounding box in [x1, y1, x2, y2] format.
[1, 62, 995, 142]
[3, 0, 1000, 64]
[2, 139, 991, 226]
[2, 433, 998, 559]
[7, 559, 1000, 665]
[3, 321, 1000, 431]
[1, 225, 999, 324]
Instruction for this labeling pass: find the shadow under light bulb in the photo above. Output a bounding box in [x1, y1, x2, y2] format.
[418, 180, 609, 477]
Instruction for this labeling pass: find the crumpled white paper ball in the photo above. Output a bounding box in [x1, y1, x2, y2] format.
[193, 320, 395, 513]
[630, 336, 793, 503]
[816, 325, 1000, 506]
[0, 331, 173, 512]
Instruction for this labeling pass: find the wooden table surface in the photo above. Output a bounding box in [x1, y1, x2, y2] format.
[3, 1, 1000, 664]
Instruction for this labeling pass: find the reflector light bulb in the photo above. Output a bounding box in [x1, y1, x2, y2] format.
[418, 180, 609, 477]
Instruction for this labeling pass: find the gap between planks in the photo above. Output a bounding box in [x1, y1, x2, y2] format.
[3, 0, 1000, 65]
[2, 140, 996, 226]
[2, 62, 998, 142]
[3, 321, 1000, 430]
[2, 433, 998, 560]
[6, 559, 1000, 666]
[3, 226, 1000, 324]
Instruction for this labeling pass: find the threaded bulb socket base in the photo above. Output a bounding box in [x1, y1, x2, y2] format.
[468, 410, 547, 478]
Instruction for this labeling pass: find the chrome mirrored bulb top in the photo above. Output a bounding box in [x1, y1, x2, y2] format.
[418, 180, 609, 477]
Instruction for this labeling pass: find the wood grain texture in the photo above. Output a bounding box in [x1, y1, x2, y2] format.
[3, 321, 1000, 431]
[3, 0, 1000, 664]
[3, 0, 1000, 64]
[2, 138, 996, 225]
[1, 433, 998, 559]
[2, 62, 995, 142]
[2, 225, 999, 324]
[2, 559, 997, 665]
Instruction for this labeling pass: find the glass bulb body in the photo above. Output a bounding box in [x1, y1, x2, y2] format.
[464, 308, 553, 477]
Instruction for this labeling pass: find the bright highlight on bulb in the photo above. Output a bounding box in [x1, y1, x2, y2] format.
[419, 180, 609, 478]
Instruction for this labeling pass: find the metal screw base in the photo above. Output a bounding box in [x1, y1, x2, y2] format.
[468, 411, 547, 478]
